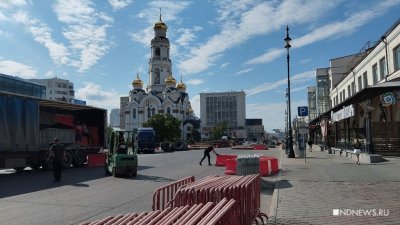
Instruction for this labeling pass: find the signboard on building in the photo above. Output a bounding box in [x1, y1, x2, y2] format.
[331, 105, 354, 122]
[298, 106, 308, 116]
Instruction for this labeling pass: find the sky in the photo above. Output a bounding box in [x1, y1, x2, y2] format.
[1, 0, 400, 132]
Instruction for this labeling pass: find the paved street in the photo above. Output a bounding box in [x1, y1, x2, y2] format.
[267, 147, 400, 225]
[0, 147, 277, 225]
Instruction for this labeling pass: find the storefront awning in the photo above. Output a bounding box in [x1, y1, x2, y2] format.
[309, 81, 400, 125]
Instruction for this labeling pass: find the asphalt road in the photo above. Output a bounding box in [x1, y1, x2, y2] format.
[0, 147, 280, 225]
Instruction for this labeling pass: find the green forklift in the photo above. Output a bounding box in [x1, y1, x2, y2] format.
[105, 131, 138, 177]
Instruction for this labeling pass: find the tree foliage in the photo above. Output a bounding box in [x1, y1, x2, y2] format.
[143, 114, 181, 142]
[210, 121, 227, 140]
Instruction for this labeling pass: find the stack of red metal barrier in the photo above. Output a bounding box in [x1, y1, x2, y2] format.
[153, 176, 195, 211]
[79, 197, 237, 225]
[170, 175, 267, 225]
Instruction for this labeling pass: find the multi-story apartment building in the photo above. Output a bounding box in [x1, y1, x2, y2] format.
[109, 108, 120, 128]
[245, 119, 265, 142]
[200, 91, 246, 139]
[29, 77, 74, 102]
[0, 73, 46, 98]
[119, 96, 129, 130]
[310, 18, 400, 156]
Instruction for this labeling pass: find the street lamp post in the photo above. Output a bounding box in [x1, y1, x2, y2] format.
[285, 25, 295, 158]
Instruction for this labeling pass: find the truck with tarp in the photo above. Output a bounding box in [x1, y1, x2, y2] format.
[0, 91, 107, 171]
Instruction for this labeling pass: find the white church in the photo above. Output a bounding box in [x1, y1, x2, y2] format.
[122, 14, 199, 141]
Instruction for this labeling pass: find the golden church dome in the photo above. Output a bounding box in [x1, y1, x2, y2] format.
[154, 11, 168, 30]
[165, 74, 176, 86]
[132, 72, 143, 88]
[176, 77, 186, 90]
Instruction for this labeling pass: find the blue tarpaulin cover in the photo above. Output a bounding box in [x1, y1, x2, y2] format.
[0, 95, 39, 151]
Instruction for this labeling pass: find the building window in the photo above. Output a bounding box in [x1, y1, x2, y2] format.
[154, 68, 160, 84]
[155, 47, 160, 56]
[132, 108, 136, 119]
[362, 72, 368, 88]
[167, 107, 171, 115]
[357, 76, 362, 92]
[394, 44, 400, 71]
[379, 57, 386, 81]
[351, 82, 355, 95]
[372, 64, 378, 85]
[347, 85, 351, 98]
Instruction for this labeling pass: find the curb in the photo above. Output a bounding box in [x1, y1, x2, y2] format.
[266, 150, 285, 224]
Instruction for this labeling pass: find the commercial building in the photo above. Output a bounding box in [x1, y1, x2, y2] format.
[245, 119, 264, 142]
[109, 108, 120, 128]
[29, 77, 74, 102]
[310, 18, 400, 156]
[200, 91, 246, 139]
[0, 73, 46, 98]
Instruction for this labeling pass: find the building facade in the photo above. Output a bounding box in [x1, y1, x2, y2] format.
[109, 108, 120, 128]
[310, 18, 400, 156]
[0, 73, 46, 98]
[200, 91, 246, 139]
[307, 86, 317, 121]
[245, 119, 264, 142]
[29, 77, 74, 102]
[122, 14, 198, 140]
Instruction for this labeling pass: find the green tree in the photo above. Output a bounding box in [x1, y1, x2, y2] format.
[143, 114, 181, 142]
[210, 121, 228, 140]
[106, 125, 114, 142]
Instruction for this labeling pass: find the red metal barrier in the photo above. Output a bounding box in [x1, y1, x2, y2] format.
[152, 176, 195, 211]
[253, 144, 268, 150]
[260, 156, 279, 174]
[171, 175, 262, 225]
[225, 158, 237, 175]
[215, 154, 237, 167]
[87, 153, 105, 167]
[80, 198, 236, 225]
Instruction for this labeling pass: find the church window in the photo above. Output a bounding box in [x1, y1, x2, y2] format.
[151, 108, 156, 117]
[132, 108, 136, 119]
[167, 107, 171, 115]
[155, 47, 160, 56]
[155, 68, 160, 84]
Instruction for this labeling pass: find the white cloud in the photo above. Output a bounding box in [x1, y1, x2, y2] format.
[245, 70, 314, 96]
[187, 79, 204, 85]
[53, 0, 113, 72]
[246, 0, 400, 65]
[76, 82, 121, 109]
[178, 0, 339, 75]
[236, 68, 253, 75]
[190, 94, 200, 117]
[130, 27, 153, 47]
[0, 60, 37, 79]
[108, 0, 133, 10]
[0, 0, 27, 9]
[220, 62, 229, 68]
[176, 26, 203, 47]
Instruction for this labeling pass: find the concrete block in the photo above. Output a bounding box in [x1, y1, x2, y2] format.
[360, 154, 384, 163]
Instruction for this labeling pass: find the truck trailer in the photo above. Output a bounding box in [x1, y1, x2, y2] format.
[0, 91, 107, 171]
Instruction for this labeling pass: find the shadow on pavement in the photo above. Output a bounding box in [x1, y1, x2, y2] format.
[0, 166, 106, 198]
[278, 180, 293, 189]
[134, 174, 176, 182]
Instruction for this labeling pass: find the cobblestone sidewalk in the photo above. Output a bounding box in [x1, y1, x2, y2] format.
[267, 149, 400, 225]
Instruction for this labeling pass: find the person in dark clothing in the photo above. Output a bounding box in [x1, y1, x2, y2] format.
[48, 138, 66, 182]
[199, 144, 219, 166]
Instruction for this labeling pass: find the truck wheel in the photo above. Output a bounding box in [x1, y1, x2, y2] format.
[13, 167, 25, 173]
[63, 151, 73, 168]
[73, 149, 86, 167]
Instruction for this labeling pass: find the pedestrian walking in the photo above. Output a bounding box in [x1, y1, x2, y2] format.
[307, 139, 313, 152]
[48, 138, 66, 182]
[199, 144, 219, 166]
[353, 139, 362, 165]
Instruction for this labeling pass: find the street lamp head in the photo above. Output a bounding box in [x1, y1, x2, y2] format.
[284, 25, 291, 49]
